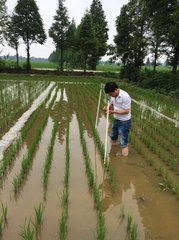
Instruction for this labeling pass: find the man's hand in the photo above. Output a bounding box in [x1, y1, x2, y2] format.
[103, 106, 113, 114]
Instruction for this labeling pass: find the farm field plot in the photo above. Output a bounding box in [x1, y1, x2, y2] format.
[0, 79, 179, 240]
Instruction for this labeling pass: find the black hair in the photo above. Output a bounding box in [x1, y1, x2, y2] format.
[104, 82, 118, 93]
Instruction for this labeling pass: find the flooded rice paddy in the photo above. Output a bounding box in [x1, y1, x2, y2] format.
[0, 80, 179, 240]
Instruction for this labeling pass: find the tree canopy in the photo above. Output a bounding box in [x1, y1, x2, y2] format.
[49, 0, 70, 71]
[0, 0, 7, 48]
[13, 0, 46, 70]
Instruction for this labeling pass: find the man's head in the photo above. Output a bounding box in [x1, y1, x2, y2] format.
[104, 81, 119, 97]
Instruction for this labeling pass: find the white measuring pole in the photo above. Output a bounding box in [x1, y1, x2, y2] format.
[95, 84, 102, 129]
[104, 99, 110, 164]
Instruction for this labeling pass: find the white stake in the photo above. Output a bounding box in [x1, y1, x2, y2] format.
[95, 84, 102, 129]
[104, 100, 110, 164]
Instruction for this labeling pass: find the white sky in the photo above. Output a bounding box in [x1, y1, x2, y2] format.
[3, 0, 128, 59]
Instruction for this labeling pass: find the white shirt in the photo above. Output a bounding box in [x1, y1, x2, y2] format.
[110, 89, 131, 121]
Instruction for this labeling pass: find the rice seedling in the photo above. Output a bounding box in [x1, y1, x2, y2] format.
[0, 215, 3, 236]
[130, 224, 138, 240]
[58, 92, 70, 240]
[61, 189, 69, 206]
[1, 202, 7, 223]
[127, 214, 132, 232]
[0, 81, 49, 137]
[67, 86, 106, 240]
[42, 88, 63, 199]
[0, 85, 55, 184]
[126, 214, 138, 240]
[74, 86, 115, 191]
[20, 220, 35, 240]
[97, 212, 106, 240]
[12, 88, 59, 194]
[33, 203, 44, 235]
[59, 207, 68, 240]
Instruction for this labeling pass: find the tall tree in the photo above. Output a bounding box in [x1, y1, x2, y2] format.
[4, 15, 20, 68]
[89, 0, 108, 70]
[49, 0, 70, 71]
[144, 0, 179, 73]
[13, 0, 46, 70]
[115, 0, 148, 78]
[0, 0, 7, 50]
[78, 11, 97, 72]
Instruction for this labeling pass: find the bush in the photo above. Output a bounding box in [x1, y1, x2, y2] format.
[120, 65, 140, 82]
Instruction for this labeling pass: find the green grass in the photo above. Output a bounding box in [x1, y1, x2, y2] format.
[96, 64, 120, 72]
[0, 74, 108, 83]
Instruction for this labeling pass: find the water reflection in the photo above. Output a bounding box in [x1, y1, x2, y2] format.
[97, 146, 146, 239]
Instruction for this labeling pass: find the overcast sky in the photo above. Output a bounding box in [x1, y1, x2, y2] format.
[3, 0, 128, 58]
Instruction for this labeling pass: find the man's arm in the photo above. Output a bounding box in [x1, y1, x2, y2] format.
[108, 109, 130, 115]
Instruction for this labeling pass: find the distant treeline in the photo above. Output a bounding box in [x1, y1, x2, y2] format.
[1, 55, 48, 62]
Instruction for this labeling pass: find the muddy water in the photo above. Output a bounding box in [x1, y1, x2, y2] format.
[1, 83, 179, 240]
[41, 135, 66, 240]
[68, 114, 97, 239]
[1, 115, 54, 240]
[41, 97, 67, 240]
[96, 113, 179, 239]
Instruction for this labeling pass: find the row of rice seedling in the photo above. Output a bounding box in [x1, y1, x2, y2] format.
[120, 82, 179, 119]
[59, 96, 70, 240]
[132, 99, 177, 140]
[42, 87, 64, 200]
[129, 130, 179, 195]
[12, 86, 59, 194]
[129, 121, 179, 197]
[74, 83, 179, 197]
[132, 102, 179, 172]
[0, 202, 8, 236]
[70, 87, 106, 240]
[73, 84, 115, 191]
[0, 81, 49, 136]
[0, 84, 56, 185]
[19, 202, 44, 240]
[127, 214, 138, 240]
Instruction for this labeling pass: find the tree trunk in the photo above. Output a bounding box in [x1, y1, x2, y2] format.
[84, 57, 87, 73]
[16, 46, 19, 68]
[26, 40, 31, 71]
[172, 47, 179, 74]
[60, 49, 64, 72]
[153, 45, 158, 73]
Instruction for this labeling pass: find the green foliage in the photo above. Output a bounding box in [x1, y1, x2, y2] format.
[89, 0, 108, 70]
[13, 0, 46, 70]
[78, 10, 97, 72]
[49, 0, 70, 71]
[143, 0, 179, 73]
[0, 0, 7, 45]
[20, 221, 35, 240]
[115, 1, 148, 70]
[4, 14, 20, 68]
[33, 203, 43, 235]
